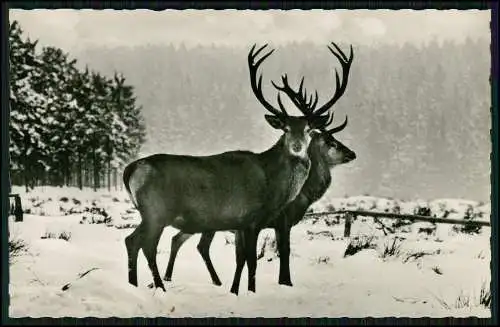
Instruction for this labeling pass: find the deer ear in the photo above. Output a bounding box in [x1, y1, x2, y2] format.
[310, 115, 330, 129]
[264, 115, 285, 130]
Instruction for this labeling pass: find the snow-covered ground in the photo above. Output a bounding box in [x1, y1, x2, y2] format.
[8, 186, 491, 318]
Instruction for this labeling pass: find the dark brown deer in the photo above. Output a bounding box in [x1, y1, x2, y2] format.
[161, 42, 356, 294]
[123, 44, 332, 292]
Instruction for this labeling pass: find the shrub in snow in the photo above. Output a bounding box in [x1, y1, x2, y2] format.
[379, 236, 404, 259]
[343, 235, 377, 257]
[316, 256, 330, 264]
[80, 205, 113, 226]
[402, 249, 441, 264]
[306, 230, 338, 241]
[414, 203, 432, 217]
[452, 205, 482, 235]
[431, 266, 443, 275]
[9, 236, 28, 264]
[223, 232, 235, 245]
[115, 222, 139, 230]
[418, 226, 436, 236]
[257, 233, 278, 262]
[480, 281, 491, 308]
[41, 230, 72, 241]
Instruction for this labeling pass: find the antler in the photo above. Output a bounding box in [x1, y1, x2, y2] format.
[248, 44, 288, 117]
[326, 113, 348, 135]
[313, 42, 354, 116]
[271, 75, 319, 115]
[270, 42, 353, 131]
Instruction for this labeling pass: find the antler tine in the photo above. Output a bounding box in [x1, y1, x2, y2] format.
[307, 92, 314, 109]
[323, 110, 335, 129]
[328, 42, 347, 62]
[299, 77, 305, 99]
[276, 93, 289, 116]
[310, 90, 319, 111]
[313, 42, 354, 116]
[248, 43, 287, 117]
[271, 74, 305, 113]
[327, 115, 349, 135]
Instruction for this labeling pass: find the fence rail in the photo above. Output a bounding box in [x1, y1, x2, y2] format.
[305, 209, 491, 237]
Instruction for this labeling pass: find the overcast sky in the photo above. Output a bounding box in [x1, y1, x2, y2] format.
[10, 9, 491, 53]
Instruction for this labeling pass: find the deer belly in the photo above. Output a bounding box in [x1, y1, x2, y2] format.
[173, 202, 261, 233]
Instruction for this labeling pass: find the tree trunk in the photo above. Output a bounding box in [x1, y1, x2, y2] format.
[93, 148, 101, 191]
[107, 160, 111, 192]
[77, 155, 83, 190]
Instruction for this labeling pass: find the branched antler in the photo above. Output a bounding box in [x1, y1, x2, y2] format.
[270, 42, 354, 133]
[248, 44, 288, 117]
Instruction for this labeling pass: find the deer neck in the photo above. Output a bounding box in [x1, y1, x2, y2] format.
[259, 136, 311, 209]
[300, 145, 332, 204]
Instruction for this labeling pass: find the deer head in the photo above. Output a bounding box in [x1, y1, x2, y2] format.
[248, 44, 331, 159]
[271, 42, 357, 165]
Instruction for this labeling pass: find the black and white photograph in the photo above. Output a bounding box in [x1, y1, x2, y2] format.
[5, 7, 493, 318]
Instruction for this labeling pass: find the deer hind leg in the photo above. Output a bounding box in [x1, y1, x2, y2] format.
[197, 231, 222, 286]
[276, 224, 293, 286]
[164, 231, 193, 282]
[230, 231, 246, 295]
[245, 228, 259, 293]
[125, 222, 145, 287]
[142, 220, 167, 292]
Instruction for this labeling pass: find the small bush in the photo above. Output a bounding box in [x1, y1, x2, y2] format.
[325, 214, 341, 226]
[306, 230, 336, 241]
[418, 227, 436, 235]
[452, 205, 482, 234]
[58, 231, 72, 241]
[9, 237, 28, 263]
[414, 205, 432, 217]
[257, 234, 278, 261]
[380, 237, 403, 259]
[454, 290, 471, 309]
[431, 266, 443, 275]
[224, 233, 235, 245]
[41, 232, 57, 239]
[344, 235, 377, 257]
[480, 281, 491, 308]
[41, 231, 72, 241]
[115, 223, 139, 229]
[402, 249, 439, 263]
[80, 206, 113, 225]
[60, 197, 69, 203]
[316, 256, 330, 264]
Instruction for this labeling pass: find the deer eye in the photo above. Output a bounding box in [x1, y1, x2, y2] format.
[328, 139, 338, 148]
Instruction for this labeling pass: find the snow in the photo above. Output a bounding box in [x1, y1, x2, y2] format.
[8, 186, 492, 318]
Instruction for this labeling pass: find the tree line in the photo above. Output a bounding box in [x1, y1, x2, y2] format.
[9, 20, 146, 191]
[9, 17, 490, 200]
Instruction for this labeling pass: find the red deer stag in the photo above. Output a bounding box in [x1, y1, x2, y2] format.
[123, 44, 332, 292]
[161, 42, 356, 294]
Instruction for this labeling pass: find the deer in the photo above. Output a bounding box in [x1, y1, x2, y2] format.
[159, 42, 357, 294]
[123, 43, 333, 293]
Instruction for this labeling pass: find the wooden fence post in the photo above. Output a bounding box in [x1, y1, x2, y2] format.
[9, 194, 24, 222]
[344, 212, 353, 238]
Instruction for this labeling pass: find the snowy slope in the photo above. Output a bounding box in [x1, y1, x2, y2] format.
[8, 186, 491, 318]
